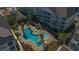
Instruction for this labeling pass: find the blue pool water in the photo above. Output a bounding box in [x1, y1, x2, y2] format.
[23, 28, 48, 47]
[44, 33, 48, 39]
[23, 28, 42, 47]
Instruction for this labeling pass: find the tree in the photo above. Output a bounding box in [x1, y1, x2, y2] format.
[58, 32, 72, 44]
[25, 15, 33, 21]
[24, 15, 33, 25]
[8, 15, 17, 26]
[39, 33, 48, 50]
[39, 33, 44, 42]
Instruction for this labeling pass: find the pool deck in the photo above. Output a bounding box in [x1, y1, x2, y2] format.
[23, 40, 44, 51]
[44, 29, 57, 44]
[18, 25, 58, 51]
[23, 29, 57, 51]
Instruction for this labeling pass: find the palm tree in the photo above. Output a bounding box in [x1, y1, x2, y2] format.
[39, 33, 44, 43]
[39, 33, 49, 50]
[24, 14, 33, 25]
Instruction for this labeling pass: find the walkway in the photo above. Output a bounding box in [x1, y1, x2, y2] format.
[11, 29, 24, 51]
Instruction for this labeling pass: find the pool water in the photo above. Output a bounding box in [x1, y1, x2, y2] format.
[23, 28, 48, 47]
[44, 33, 48, 39]
[23, 28, 42, 47]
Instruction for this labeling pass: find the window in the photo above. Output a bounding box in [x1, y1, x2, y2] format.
[36, 8, 39, 10]
[45, 19, 49, 23]
[51, 16, 56, 18]
[0, 48, 2, 50]
[58, 16, 63, 19]
[61, 22, 65, 25]
[8, 41, 13, 47]
[0, 44, 8, 50]
[63, 17, 66, 21]
[43, 22, 49, 27]
[61, 26, 64, 28]
[46, 16, 50, 19]
[43, 11, 51, 15]
[53, 21, 56, 24]
[77, 14, 79, 17]
[10, 46, 16, 51]
[0, 46, 4, 50]
[75, 8, 79, 13]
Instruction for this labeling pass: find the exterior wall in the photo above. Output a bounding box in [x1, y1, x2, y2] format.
[0, 40, 16, 51]
[0, 16, 17, 51]
[36, 8, 74, 32]
[68, 30, 79, 51]
[73, 7, 79, 22]
[68, 38, 79, 51]
[20, 7, 75, 32]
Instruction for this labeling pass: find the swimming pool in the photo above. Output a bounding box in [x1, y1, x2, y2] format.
[23, 28, 48, 47]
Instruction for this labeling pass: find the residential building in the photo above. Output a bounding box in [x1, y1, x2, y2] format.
[20, 7, 75, 33]
[0, 16, 17, 51]
[50, 7, 74, 32]
[0, 7, 17, 16]
[68, 29, 79, 51]
[73, 8, 79, 22]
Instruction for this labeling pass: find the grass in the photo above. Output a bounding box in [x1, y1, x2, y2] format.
[58, 32, 72, 41]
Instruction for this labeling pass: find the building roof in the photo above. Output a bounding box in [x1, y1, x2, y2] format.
[55, 7, 67, 17]
[49, 7, 73, 17]
[0, 16, 14, 45]
[0, 16, 11, 37]
[49, 7, 67, 16]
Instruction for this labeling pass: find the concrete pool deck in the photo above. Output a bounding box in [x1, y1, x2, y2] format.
[18, 25, 58, 51]
[22, 29, 57, 51]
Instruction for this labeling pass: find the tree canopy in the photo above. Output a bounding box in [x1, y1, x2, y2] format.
[58, 32, 72, 41]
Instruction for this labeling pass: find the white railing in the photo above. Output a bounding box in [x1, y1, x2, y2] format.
[11, 29, 24, 51]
